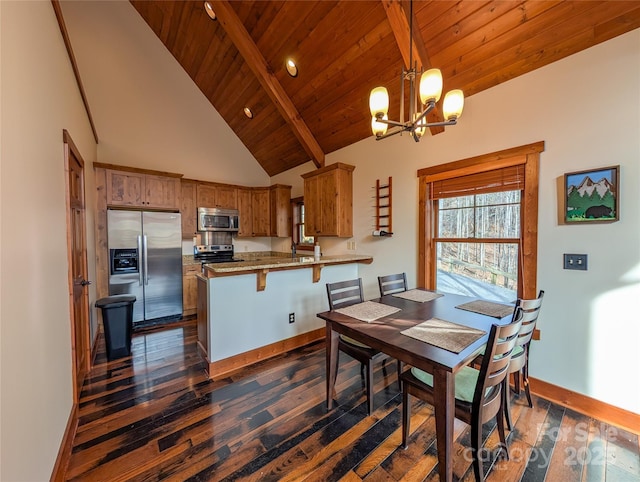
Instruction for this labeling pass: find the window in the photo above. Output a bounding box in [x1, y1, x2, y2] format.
[291, 197, 315, 248]
[417, 142, 544, 301]
[436, 191, 521, 302]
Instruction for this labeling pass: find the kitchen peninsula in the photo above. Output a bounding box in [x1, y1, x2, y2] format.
[196, 253, 373, 379]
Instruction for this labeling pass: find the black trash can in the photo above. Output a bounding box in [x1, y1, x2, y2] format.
[95, 295, 136, 360]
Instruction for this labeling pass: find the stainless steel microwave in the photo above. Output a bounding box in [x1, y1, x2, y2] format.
[197, 207, 239, 232]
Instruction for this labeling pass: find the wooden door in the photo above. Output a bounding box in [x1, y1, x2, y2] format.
[180, 180, 198, 237]
[304, 175, 321, 235]
[197, 184, 218, 208]
[64, 131, 91, 402]
[215, 185, 238, 209]
[105, 170, 144, 206]
[237, 188, 253, 237]
[251, 188, 270, 236]
[145, 174, 180, 209]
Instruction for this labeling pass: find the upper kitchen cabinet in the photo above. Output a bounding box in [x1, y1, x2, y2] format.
[236, 188, 253, 237]
[105, 168, 181, 210]
[302, 163, 354, 237]
[251, 188, 271, 237]
[270, 185, 292, 237]
[237, 187, 270, 237]
[197, 183, 237, 209]
[180, 179, 198, 238]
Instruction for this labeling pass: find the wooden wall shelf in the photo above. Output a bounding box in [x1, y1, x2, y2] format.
[374, 177, 393, 236]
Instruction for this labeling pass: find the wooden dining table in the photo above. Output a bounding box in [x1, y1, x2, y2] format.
[316, 290, 513, 482]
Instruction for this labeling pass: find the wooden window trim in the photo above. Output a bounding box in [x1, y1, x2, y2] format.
[417, 141, 544, 299]
[291, 196, 315, 250]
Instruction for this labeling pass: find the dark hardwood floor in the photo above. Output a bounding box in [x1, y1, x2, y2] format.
[66, 321, 640, 481]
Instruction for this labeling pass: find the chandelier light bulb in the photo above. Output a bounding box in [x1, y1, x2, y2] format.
[419, 69, 443, 105]
[443, 89, 465, 121]
[372, 115, 388, 136]
[369, 87, 389, 118]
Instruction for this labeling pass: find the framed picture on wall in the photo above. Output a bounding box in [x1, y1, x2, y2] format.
[564, 165, 619, 223]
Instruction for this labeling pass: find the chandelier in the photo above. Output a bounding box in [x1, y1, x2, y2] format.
[368, 1, 464, 142]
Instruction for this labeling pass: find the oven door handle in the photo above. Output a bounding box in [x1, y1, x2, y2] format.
[137, 235, 143, 286]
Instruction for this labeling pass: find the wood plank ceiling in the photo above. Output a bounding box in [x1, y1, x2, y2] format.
[130, 1, 640, 176]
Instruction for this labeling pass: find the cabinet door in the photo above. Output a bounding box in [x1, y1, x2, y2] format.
[270, 185, 292, 237]
[215, 185, 238, 209]
[145, 175, 180, 209]
[304, 175, 321, 235]
[318, 171, 339, 235]
[302, 163, 353, 237]
[251, 188, 270, 236]
[181, 180, 198, 238]
[237, 188, 253, 237]
[196, 184, 217, 208]
[183, 265, 199, 315]
[106, 170, 144, 206]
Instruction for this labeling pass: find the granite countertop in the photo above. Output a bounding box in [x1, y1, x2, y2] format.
[201, 253, 373, 274]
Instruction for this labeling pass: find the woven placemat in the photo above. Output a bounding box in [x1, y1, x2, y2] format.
[335, 301, 401, 323]
[392, 289, 443, 303]
[401, 318, 486, 353]
[455, 300, 514, 319]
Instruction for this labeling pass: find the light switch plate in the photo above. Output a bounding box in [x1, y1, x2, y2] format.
[563, 253, 587, 270]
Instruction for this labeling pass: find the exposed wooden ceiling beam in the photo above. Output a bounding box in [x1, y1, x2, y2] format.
[381, 0, 444, 135]
[210, 0, 324, 169]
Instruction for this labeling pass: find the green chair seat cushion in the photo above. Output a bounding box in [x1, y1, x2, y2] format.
[411, 366, 480, 403]
[340, 334, 371, 349]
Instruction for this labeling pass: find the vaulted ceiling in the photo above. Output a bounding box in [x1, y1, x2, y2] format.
[130, 1, 640, 176]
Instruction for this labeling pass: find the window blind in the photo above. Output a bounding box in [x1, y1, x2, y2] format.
[429, 165, 525, 200]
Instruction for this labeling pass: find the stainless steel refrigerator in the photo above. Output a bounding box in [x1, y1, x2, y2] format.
[107, 210, 183, 324]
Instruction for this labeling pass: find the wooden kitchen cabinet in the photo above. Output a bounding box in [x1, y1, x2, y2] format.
[302, 163, 354, 237]
[180, 179, 198, 238]
[183, 263, 200, 316]
[236, 187, 270, 237]
[251, 188, 270, 237]
[105, 169, 180, 210]
[237, 187, 253, 237]
[197, 183, 237, 209]
[269, 184, 292, 237]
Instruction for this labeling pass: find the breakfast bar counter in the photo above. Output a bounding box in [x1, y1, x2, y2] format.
[196, 252, 373, 379]
[202, 253, 373, 291]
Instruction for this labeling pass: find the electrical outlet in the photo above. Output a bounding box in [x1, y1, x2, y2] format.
[352, 241, 356, 250]
[563, 253, 588, 270]
[288, 313, 295, 323]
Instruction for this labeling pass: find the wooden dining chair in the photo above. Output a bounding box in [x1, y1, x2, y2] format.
[400, 308, 523, 482]
[502, 290, 544, 430]
[326, 278, 400, 415]
[377, 272, 408, 296]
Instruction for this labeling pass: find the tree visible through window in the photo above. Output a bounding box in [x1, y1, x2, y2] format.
[436, 191, 520, 302]
[417, 142, 543, 302]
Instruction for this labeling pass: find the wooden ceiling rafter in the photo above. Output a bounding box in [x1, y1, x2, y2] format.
[209, 0, 325, 169]
[381, 0, 444, 135]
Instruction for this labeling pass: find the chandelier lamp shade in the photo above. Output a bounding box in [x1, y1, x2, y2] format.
[368, 3, 464, 142]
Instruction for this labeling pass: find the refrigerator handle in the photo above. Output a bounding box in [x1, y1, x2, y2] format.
[143, 235, 149, 285]
[137, 235, 144, 286]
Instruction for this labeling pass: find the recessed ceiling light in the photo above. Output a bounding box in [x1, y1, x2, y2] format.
[204, 2, 216, 20]
[243, 107, 254, 119]
[285, 59, 298, 77]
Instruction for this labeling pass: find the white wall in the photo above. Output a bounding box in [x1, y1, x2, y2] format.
[60, 0, 273, 257]
[0, 1, 98, 480]
[273, 30, 640, 414]
[209, 264, 358, 361]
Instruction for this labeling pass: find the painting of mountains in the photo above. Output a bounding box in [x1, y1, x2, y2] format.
[564, 166, 619, 223]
